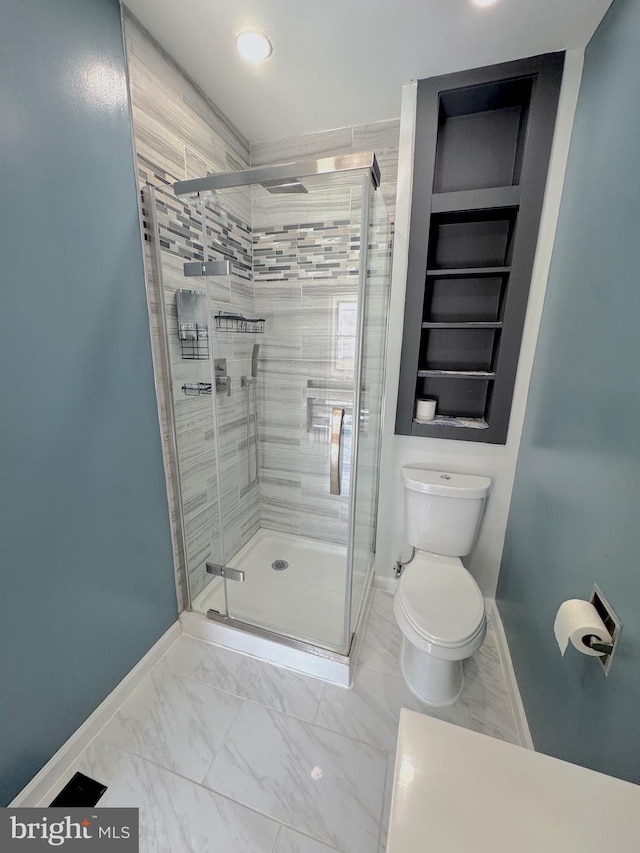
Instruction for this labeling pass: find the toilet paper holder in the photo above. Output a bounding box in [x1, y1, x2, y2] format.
[589, 585, 622, 676]
[583, 635, 614, 656]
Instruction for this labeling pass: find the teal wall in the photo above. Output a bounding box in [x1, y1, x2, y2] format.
[0, 0, 177, 804]
[498, 0, 640, 783]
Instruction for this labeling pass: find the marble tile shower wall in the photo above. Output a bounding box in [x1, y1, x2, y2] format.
[252, 183, 363, 543]
[146, 186, 260, 602]
[124, 10, 253, 605]
[249, 126, 398, 553]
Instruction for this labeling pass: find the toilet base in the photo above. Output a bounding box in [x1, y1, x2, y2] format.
[400, 637, 464, 707]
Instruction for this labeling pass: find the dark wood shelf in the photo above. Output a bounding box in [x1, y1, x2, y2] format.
[426, 266, 511, 277]
[422, 321, 503, 329]
[430, 185, 520, 214]
[417, 369, 496, 379]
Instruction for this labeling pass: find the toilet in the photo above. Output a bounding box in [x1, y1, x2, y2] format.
[394, 466, 491, 707]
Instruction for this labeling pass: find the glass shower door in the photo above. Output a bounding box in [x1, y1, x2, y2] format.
[349, 185, 392, 635]
[209, 175, 366, 653]
[147, 163, 391, 656]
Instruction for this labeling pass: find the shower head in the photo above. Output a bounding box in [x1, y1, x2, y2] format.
[260, 177, 308, 194]
[251, 343, 260, 378]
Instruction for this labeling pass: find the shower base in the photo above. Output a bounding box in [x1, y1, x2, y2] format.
[191, 528, 351, 652]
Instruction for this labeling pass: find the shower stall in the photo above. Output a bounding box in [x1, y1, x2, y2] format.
[142, 153, 391, 666]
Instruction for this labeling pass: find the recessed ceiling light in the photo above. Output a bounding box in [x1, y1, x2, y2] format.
[472, 0, 499, 7]
[236, 31, 273, 62]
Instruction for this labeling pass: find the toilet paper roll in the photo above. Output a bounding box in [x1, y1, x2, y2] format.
[416, 398, 436, 420]
[553, 599, 613, 657]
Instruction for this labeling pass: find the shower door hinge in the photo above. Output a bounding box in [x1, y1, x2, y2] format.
[206, 562, 245, 582]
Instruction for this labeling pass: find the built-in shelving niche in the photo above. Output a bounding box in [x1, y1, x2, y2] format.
[433, 78, 532, 194]
[395, 53, 564, 443]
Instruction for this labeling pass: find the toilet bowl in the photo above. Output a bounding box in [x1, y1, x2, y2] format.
[394, 552, 486, 706]
[394, 467, 491, 706]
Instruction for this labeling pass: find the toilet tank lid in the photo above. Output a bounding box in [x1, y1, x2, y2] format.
[401, 467, 491, 498]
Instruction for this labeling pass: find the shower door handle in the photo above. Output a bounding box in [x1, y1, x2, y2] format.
[330, 408, 345, 496]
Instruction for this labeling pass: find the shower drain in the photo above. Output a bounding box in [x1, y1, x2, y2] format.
[271, 559, 289, 571]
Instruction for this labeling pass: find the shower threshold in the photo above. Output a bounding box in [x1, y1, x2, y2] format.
[180, 606, 359, 686]
[183, 528, 373, 686]
[193, 529, 351, 650]
[206, 611, 354, 663]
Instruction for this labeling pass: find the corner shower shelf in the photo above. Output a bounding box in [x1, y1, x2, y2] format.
[215, 312, 265, 333]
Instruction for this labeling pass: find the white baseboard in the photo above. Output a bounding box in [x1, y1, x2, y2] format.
[488, 599, 534, 751]
[10, 621, 182, 807]
[373, 573, 397, 594]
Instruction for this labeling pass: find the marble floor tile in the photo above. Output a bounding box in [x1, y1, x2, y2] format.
[165, 635, 324, 722]
[315, 665, 471, 753]
[99, 658, 242, 783]
[357, 590, 402, 676]
[39, 595, 521, 852]
[204, 702, 386, 853]
[274, 827, 340, 853]
[73, 737, 280, 853]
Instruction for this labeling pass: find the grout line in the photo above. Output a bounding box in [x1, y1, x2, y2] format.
[198, 697, 246, 785]
[71, 737, 216, 793]
[163, 658, 325, 724]
[270, 824, 284, 853]
[239, 698, 391, 763]
[356, 659, 402, 677]
[274, 822, 344, 852]
[303, 699, 395, 758]
[80, 736, 285, 833]
[312, 681, 327, 726]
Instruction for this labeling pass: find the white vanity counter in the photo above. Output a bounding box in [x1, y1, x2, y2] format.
[387, 709, 640, 852]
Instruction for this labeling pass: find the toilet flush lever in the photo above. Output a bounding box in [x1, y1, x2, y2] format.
[394, 546, 416, 578]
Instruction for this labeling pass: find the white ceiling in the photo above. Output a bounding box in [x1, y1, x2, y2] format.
[124, 0, 613, 144]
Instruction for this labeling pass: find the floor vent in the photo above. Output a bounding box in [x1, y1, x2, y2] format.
[49, 771, 107, 807]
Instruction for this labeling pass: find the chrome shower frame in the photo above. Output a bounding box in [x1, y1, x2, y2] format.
[171, 152, 383, 657]
[173, 151, 380, 197]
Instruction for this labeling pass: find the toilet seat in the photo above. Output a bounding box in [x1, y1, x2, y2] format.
[395, 552, 486, 660]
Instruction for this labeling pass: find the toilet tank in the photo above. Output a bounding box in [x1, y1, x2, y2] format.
[402, 467, 491, 556]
